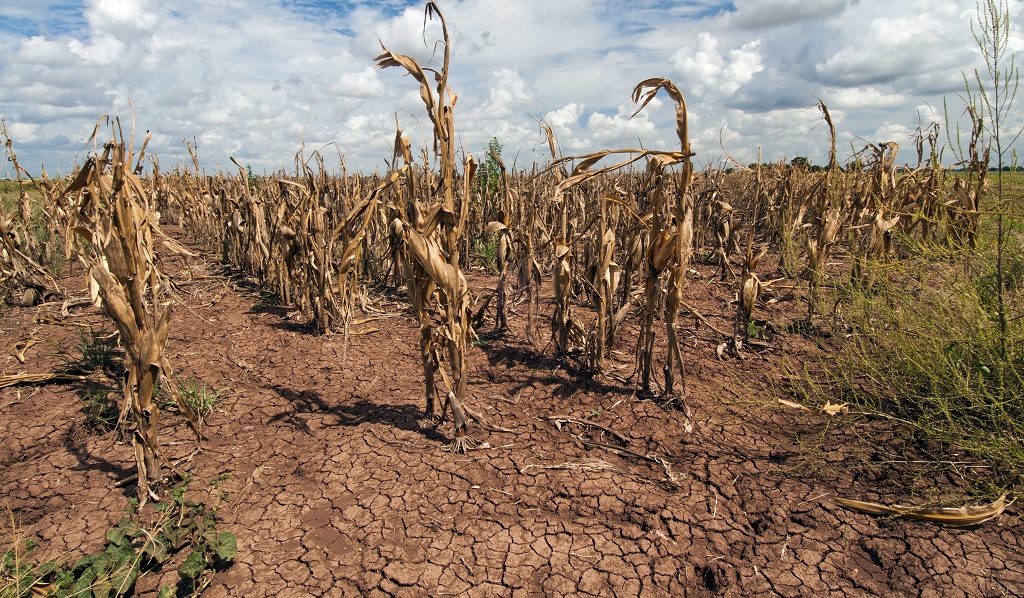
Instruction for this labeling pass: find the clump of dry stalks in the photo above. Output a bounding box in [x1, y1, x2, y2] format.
[63, 117, 202, 503]
[537, 79, 694, 398]
[0, 120, 64, 305]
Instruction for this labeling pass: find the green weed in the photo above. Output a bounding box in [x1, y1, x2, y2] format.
[0, 478, 236, 598]
[176, 377, 228, 422]
[798, 243, 1024, 489]
[471, 232, 500, 273]
[61, 328, 122, 375]
[80, 384, 121, 435]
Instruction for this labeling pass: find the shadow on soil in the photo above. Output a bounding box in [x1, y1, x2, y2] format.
[475, 332, 638, 400]
[269, 385, 446, 442]
[61, 427, 137, 498]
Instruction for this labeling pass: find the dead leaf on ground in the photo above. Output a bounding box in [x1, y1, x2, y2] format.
[821, 401, 848, 416]
[834, 494, 1011, 526]
[777, 398, 811, 412]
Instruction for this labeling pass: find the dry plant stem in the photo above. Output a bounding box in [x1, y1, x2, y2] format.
[630, 78, 694, 396]
[592, 192, 611, 371]
[64, 118, 201, 504]
[804, 101, 844, 321]
[0, 372, 95, 388]
[664, 167, 694, 395]
[376, 2, 477, 451]
[639, 179, 667, 393]
[552, 239, 572, 356]
[523, 189, 540, 347]
[735, 161, 765, 353]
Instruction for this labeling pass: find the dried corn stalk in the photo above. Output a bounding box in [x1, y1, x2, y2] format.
[377, 2, 480, 452]
[734, 163, 766, 353]
[65, 117, 201, 504]
[804, 101, 847, 319]
[0, 121, 63, 303]
[947, 104, 988, 249]
[631, 78, 695, 396]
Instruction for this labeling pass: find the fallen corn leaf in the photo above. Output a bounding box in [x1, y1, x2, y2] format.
[821, 401, 849, 416]
[777, 398, 811, 412]
[834, 494, 1010, 526]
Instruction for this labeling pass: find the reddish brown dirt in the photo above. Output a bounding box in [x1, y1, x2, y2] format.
[2, 229, 1023, 597]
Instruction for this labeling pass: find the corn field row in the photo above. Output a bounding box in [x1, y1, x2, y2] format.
[0, 2, 998, 499]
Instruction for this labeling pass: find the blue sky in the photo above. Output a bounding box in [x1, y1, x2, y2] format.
[1, 0, 1021, 176]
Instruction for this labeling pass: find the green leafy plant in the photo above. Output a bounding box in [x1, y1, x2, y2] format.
[798, 248, 1024, 487]
[1, 480, 237, 598]
[2, 525, 44, 598]
[245, 164, 259, 193]
[471, 233, 500, 273]
[475, 137, 503, 196]
[80, 384, 121, 435]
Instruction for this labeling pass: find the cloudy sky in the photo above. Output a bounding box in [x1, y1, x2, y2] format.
[1, 0, 1022, 177]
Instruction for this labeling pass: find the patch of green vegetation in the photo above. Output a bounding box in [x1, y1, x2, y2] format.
[0, 179, 38, 212]
[1, 479, 236, 598]
[80, 384, 121, 434]
[175, 377, 228, 422]
[60, 328, 122, 376]
[795, 242, 1024, 490]
[471, 232, 500, 273]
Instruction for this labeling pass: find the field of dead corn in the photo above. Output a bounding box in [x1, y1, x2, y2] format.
[2, 2, 1024, 596]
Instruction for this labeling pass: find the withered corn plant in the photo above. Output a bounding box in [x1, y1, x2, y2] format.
[947, 103, 989, 249]
[900, 122, 947, 245]
[376, 1, 481, 452]
[543, 156, 629, 368]
[848, 142, 902, 291]
[632, 79, 694, 396]
[534, 78, 694, 389]
[482, 145, 514, 331]
[734, 163, 766, 354]
[64, 117, 201, 504]
[803, 101, 847, 320]
[0, 121, 64, 304]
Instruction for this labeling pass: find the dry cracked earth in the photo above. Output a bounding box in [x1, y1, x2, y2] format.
[2, 228, 1023, 597]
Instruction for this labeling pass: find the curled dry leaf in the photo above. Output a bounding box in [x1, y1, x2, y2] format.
[821, 401, 849, 416]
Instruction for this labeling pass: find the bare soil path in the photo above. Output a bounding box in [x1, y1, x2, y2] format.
[2, 228, 1022, 597]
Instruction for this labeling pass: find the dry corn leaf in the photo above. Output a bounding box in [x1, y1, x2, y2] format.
[834, 494, 1010, 527]
[0, 372, 94, 388]
[821, 401, 848, 416]
[741, 274, 761, 312]
[485, 221, 507, 234]
[12, 337, 40, 363]
[777, 398, 811, 411]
